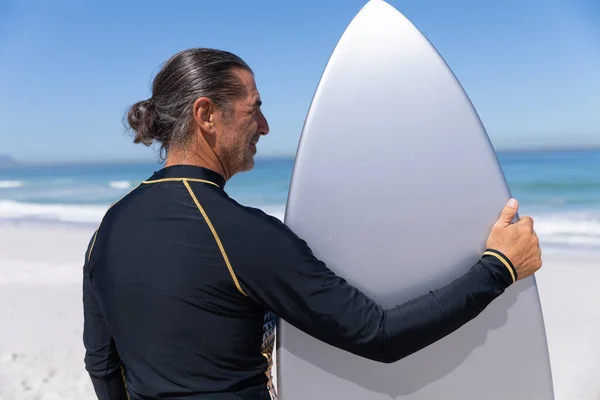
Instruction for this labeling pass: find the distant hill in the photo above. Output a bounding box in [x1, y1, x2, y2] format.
[0, 154, 19, 167]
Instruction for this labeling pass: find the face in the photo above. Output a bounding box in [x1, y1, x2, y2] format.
[216, 68, 270, 176]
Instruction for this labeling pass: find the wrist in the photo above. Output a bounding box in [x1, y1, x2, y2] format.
[480, 248, 517, 287]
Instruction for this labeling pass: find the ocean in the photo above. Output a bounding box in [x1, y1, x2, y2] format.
[1, 149, 599, 251]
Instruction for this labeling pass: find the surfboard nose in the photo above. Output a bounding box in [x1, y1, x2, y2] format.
[359, 0, 407, 23]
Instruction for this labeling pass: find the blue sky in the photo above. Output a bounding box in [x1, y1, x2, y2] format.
[1, 0, 599, 163]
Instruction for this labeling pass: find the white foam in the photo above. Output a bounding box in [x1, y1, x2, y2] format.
[534, 212, 600, 247]
[109, 180, 132, 189]
[0, 200, 109, 224]
[0, 180, 24, 189]
[0, 199, 284, 225]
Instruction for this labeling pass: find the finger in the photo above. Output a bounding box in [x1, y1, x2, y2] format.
[496, 198, 519, 228]
[519, 216, 534, 230]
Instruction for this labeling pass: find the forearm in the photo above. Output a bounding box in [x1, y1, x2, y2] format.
[378, 254, 513, 363]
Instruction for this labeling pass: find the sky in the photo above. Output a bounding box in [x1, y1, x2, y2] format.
[0, 0, 599, 163]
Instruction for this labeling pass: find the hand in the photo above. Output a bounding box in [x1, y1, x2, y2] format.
[485, 198, 542, 281]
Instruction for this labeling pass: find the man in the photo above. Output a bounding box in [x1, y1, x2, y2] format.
[83, 48, 542, 400]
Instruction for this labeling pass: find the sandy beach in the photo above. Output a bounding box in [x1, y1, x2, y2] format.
[1, 221, 598, 399]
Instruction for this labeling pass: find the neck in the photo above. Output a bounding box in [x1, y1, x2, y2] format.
[164, 145, 231, 181]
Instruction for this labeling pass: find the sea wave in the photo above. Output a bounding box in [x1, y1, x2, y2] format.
[1, 200, 598, 249]
[533, 212, 600, 248]
[534, 212, 600, 235]
[109, 180, 132, 189]
[0, 200, 109, 224]
[0, 180, 24, 189]
[0, 200, 285, 225]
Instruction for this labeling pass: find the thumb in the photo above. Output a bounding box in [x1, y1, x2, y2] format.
[496, 198, 519, 228]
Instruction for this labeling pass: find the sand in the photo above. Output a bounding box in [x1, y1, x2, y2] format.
[0, 221, 598, 399]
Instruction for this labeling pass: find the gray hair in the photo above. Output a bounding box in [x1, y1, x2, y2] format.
[125, 48, 252, 159]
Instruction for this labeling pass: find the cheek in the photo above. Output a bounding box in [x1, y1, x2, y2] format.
[222, 123, 250, 152]
[221, 115, 255, 149]
[239, 118, 257, 141]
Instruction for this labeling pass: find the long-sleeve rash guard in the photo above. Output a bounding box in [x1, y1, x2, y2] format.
[83, 165, 517, 400]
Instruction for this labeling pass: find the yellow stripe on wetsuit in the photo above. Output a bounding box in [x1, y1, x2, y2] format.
[142, 177, 247, 297]
[483, 251, 516, 283]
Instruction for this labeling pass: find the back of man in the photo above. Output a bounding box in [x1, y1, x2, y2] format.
[83, 166, 274, 400]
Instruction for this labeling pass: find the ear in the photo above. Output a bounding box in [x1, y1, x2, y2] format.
[192, 97, 217, 134]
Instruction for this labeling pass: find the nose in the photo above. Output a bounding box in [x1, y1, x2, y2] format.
[257, 109, 270, 136]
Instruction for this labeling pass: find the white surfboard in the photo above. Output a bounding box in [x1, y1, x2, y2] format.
[277, 1, 554, 399]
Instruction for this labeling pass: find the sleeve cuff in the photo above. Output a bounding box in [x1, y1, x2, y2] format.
[89, 370, 129, 400]
[482, 248, 517, 284]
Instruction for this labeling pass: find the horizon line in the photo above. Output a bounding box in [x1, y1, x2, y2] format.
[2, 144, 600, 166]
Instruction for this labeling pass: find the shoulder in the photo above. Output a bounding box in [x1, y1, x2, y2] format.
[225, 194, 288, 231]
[214, 192, 306, 246]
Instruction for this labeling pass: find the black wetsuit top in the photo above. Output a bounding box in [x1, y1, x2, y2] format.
[82, 165, 517, 400]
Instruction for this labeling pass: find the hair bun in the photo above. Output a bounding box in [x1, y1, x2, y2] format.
[127, 98, 157, 145]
